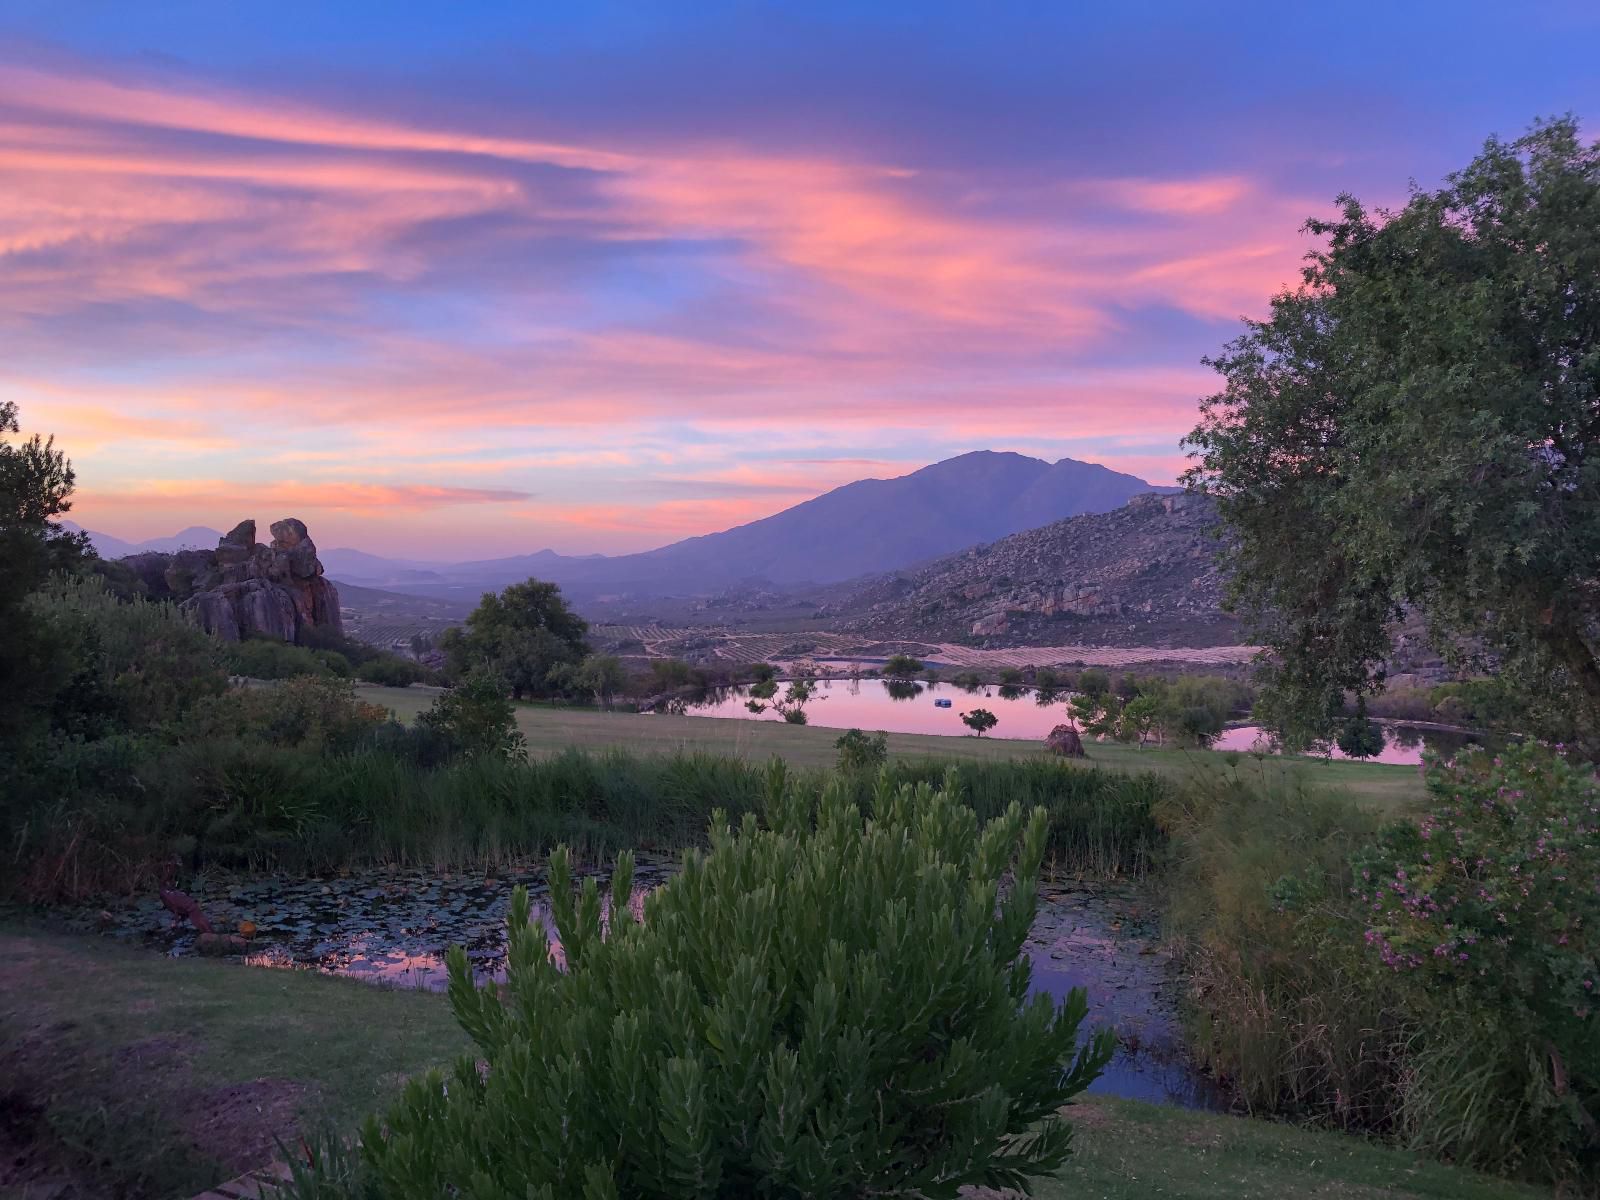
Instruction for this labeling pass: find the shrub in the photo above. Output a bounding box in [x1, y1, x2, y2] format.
[356, 655, 425, 687]
[323, 783, 1113, 1198]
[225, 634, 345, 680]
[1335, 712, 1386, 759]
[952, 671, 984, 692]
[1354, 745, 1600, 1179]
[1076, 668, 1110, 698]
[834, 727, 888, 772]
[418, 672, 526, 760]
[882, 653, 924, 679]
[997, 667, 1023, 686]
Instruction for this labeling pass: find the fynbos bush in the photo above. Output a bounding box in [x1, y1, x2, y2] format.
[339, 781, 1113, 1198]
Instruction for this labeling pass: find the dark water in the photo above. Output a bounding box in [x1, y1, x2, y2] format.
[95, 864, 1221, 1110]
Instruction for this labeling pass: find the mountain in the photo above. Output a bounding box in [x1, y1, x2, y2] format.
[63, 521, 225, 558]
[67, 452, 1175, 601]
[833, 492, 1242, 648]
[363, 451, 1177, 599]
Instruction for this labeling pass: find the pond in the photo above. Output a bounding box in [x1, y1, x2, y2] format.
[94, 863, 1223, 1111]
[679, 679, 1477, 766]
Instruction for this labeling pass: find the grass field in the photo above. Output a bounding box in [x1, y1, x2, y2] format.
[0, 927, 1538, 1200]
[355, 683, 1426, 810]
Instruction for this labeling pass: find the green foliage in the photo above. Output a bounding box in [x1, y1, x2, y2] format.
[441, 579, 590, 699]
[961, 708, 998, 736]
[650, 658, 695, 691]
[355, 655, 426, 687]
[881, 653, 923, 679]
[1354, 745, 1600, 1178]
[418, 672, 527, 760]
[1151, 675, 1240, 748]
[1164, 745, 1600, 1188]
[998, 667, 1024, 686]
[327, 784, 1112, 1198]
[1076, 669, 1110, 698]
[29, 573, 227, 737]
[1033, 667, 1061, 691]
[1335, 712, 1386, 760]
[225, 634, 350, 680]
[1185, 118, 1600, 748]
[750, 661, 777, 683]
[952, 671, 984, 692]
[0, 399, 96, 742]
[833, 727, 888, 772]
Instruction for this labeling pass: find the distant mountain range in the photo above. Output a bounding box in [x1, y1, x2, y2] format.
[61, 522, 225, 558]
[69, 451, 1176, 600]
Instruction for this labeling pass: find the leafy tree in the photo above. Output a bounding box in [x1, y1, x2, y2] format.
[441, 579, 589, 699]
[749, 661, 777, 683]
[1185, 119, 1600, 748]
[1335, 707, 1387, 760]
[419, 672, 527, 759]
[0, 401, 95, 741]
[997, 667, 1024, 687]
[569, 653, 627, 707]
[961, 707, 998, 737]
[1120, 694, 1160, 747]
[1033, 667, 1061, 691]
[650, 658, 695, 691]
[1075, 668, 1110, 699]
[835, 727, 889, 772]
[316, 783, 1112, 1198]
[952, 671, 984, 692]
[1152, 675, 1238, 748]
[882, 653, 924, 679]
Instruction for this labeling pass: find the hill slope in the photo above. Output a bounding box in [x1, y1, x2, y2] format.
[834, 492, 1241, 648]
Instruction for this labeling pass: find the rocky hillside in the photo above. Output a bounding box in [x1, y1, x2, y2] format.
[833, 492, 1242, 648]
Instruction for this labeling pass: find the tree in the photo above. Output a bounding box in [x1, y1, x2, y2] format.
[961, 707, 998, 736]
[441, 579, 589, 699]
[1336, 707, 1387, 760]
[882, 653, 924, 679]
[1152, 675, 1237, 748]
[1075, 668, 1110, 699]
[0, 401, 95, 741]
[1185, 119, 1600, 748]
[418, 672, 527, 759]
[571, 653, 627, 708]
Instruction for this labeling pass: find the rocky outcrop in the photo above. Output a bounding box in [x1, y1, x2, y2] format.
[122, 518, 342, 644]
[1045, 724, 1087, 757]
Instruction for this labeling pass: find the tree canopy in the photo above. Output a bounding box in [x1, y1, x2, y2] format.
[1185, 119, 1600, 747]
[441, 579, 590, 699]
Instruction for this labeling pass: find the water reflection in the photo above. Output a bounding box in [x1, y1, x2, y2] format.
[104, 862, 1222, 1111]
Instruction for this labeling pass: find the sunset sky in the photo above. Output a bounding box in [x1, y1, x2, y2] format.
[5, 2, 1596, 557]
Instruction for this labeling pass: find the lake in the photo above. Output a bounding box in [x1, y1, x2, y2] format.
[679, 679, 1481, 766]
[98, 862, 1223, 1111]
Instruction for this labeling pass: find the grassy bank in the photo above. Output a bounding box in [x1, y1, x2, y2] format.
[356, 683, 1426, 810]
[0, 926, 1542, 1200]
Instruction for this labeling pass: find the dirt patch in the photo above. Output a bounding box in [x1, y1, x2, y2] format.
[0, 1090, 88, 1197]
[183, 1078, 309, 1176]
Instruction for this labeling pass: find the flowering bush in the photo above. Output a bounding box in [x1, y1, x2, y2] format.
[1354, 743, 1600, 1178]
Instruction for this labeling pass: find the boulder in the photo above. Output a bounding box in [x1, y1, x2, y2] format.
[1045, 724, 1087, 758]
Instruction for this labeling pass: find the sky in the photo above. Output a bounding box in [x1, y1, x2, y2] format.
[4, 2, 1596, 557]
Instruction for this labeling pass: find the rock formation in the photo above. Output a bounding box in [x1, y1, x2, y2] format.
[1045, 724, 1087, 758]
[122, 518, 342, 644]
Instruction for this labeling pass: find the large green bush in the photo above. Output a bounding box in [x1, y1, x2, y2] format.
[1355, 744, 1599, 1179]
[319, 782, 1112, 1198]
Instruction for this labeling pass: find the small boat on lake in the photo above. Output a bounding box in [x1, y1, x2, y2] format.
[933, 698, 953, 708]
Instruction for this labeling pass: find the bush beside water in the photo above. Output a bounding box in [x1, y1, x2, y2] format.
[1161, 746, 1600, 1185]
[284, 783, 1114, 1198]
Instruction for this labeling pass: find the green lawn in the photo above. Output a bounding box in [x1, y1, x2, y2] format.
[0, 927, 1537, 1199]
[355, 684, 1425, 810]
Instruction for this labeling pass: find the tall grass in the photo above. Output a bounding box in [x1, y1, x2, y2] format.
[5, 744, 1163, 897]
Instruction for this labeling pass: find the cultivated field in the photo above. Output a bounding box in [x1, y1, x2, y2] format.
[355, 684, 1425, 809]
